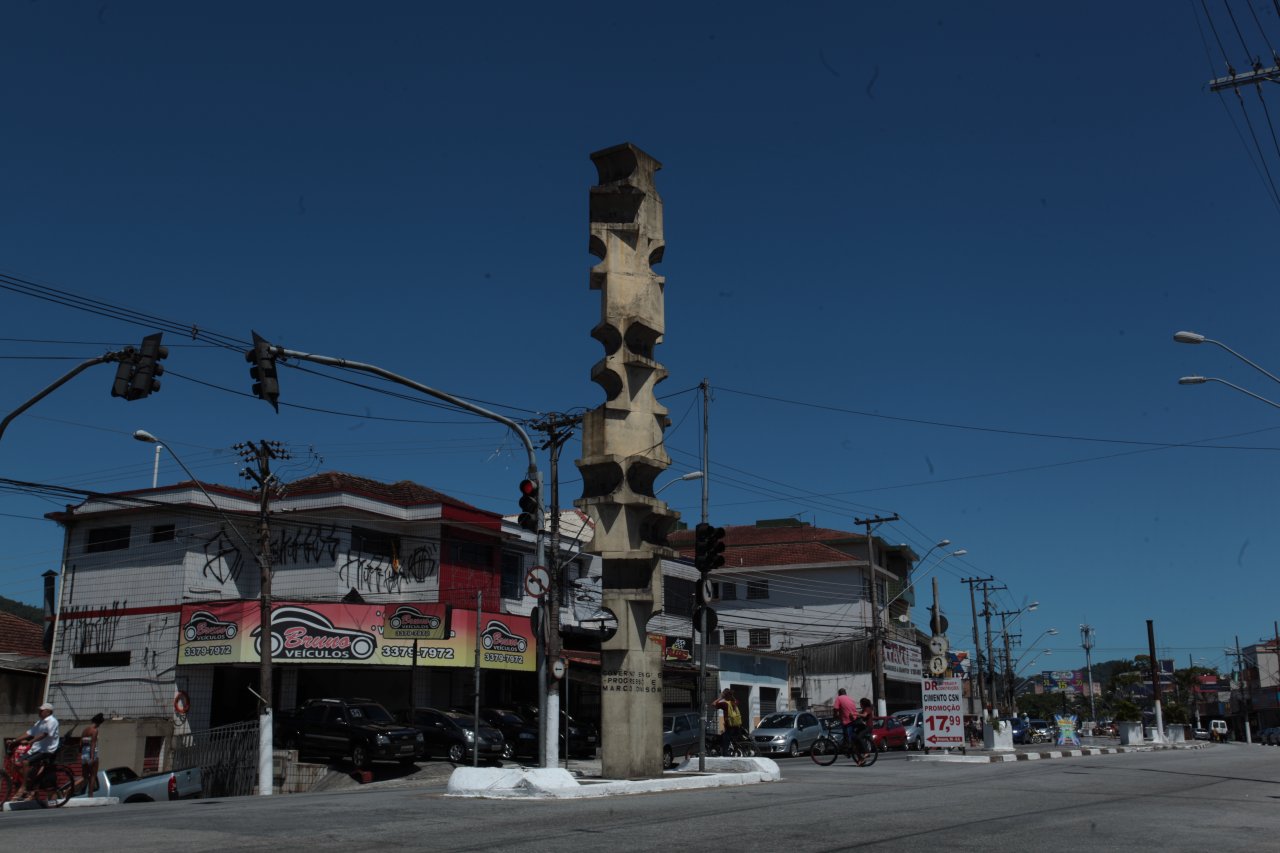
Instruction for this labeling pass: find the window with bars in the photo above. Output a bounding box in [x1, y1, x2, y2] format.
[746, 579, 769, 599]
[748, 628, 771, 648]
[86, 525, 131, 553]
[663, 575, 694, 616]
[721, 629, 738, 647]
[716, 581, 737, 600]
[500, 551, 524, 600]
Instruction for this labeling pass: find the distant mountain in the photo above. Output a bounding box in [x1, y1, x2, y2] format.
[0, 595, 42, 626]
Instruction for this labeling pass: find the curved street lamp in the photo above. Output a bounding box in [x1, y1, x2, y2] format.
[654, 470, 704, 495]
[133, 429, 275, 797]
[1174, 330, 1280, 385]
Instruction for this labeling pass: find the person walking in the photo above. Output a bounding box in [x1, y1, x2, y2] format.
[80, 713, 104, 797]
[712, 688, 743, 755]
[12, 702, 60, 802]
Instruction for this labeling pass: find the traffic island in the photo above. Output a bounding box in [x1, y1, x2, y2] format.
[908, 740, 1214, 763]
[446, 756, 781, 798]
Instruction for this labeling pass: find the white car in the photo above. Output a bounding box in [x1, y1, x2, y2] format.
[893, 709, 925, 751]
[750, 711, 825, 757]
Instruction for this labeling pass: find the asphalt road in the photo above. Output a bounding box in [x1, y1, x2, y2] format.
[3, 744, 1276, 852]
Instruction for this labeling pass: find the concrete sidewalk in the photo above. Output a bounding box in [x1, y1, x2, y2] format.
[908, 738, 1214, 763]
[446, 756, 781, 799]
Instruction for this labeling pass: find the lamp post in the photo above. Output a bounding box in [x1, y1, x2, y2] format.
[133, 430, 276, 797]
[881, 548, 966, 614]
[654, 470, 704, 496]
[1080, 624, 1097, 723]
[1012, 649, 1053, 696]
[997, 602, 1040, 710]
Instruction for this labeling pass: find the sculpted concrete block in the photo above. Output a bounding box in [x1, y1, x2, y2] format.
[576, 143, 678, 779]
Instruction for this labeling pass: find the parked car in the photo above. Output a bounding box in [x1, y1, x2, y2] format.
[1005, 717, 1029, 744]
[399, 707, 505, 763]
[893, 709, 925, 751]
[1026, 719, 1054, 743]
[1258, 726, 1280, 746]
[663, 710, 703, 766]
[516, 705, 599, 758]
[1192, 726, 1209, 741]
[95, 765, 203, 803]
[276, 697, 424, 768]
[870, 716, 908, 750]
[476, 708, 539, 758]
[750, 710, 824, 757]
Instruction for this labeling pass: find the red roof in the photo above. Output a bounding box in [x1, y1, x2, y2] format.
[284, 472, 484, 512]
[669, 523, 864, 569]
[0, 612, 46, 657]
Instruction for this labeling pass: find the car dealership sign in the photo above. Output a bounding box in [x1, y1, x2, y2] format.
[178, 600, 534, 671]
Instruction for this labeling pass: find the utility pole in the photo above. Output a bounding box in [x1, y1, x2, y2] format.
[854, 513, 899, 716]
[961, 577, 992, 719]
[1081, 624, 1096, 724]
[529, 412, 582, 768]
[997, 611, 1016, 712]
[1146, 620, 1164, 743]
[697, 378, 710, 772]
[235, 439, 289, 796]
[981, 583, 1005, 717]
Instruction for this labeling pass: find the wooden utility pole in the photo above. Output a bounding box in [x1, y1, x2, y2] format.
[235, 439, 289, 795]
[961, 577, 993, 718]
[854, 513, 898, 716]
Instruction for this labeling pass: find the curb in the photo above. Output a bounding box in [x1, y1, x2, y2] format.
[908, 741, 1213, 764]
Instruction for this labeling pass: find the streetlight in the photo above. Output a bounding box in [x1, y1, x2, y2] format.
[1080, 624, 1097, 723]
[1013, 649, 1053, 695]
[134, 430, 276, 797]
[1174, 330, 1280, 385]
[882, 549, 966, 612]
[998, 603, 1041, 710]
[1178, 376, 1280, 410]
[654, 470, 704, 495]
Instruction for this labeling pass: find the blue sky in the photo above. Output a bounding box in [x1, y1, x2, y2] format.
[3, 2, 1279, 676]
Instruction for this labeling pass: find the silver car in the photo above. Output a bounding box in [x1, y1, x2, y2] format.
[894, 709, 925, 751]
[750, 710, 824, 757]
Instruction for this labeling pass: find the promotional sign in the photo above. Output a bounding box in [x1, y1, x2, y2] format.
[382, 603, 451, 640]
[946, 649, 971, 679]
[1055, 714, 1081, 747]
[663, 636, 694, 663]
[178, 600, 535, 671]
[921, 678, 965, 749]
[883, 638, 923, 682]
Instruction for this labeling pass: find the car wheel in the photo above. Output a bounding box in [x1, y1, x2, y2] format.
[448, 743, 465, 763]
[787, 740, 800, 758]
[662, 746, 673, 768]
[350, 743, 370, 770]
[502, 743, 515, 760]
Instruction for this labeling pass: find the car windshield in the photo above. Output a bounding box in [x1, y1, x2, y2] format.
[491, 710, 526, 724]
[447, 713, 478, 728]
[758, 713, 797, 729]
[350, 704, 394, 723]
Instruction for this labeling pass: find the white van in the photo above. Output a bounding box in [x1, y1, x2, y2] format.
[1209, 719, 1228, 742]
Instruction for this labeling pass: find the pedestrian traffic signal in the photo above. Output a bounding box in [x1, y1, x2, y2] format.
[110, 333, 167, 401]
[246, 331, 280, 412]
[694, 522, 725, 574]
[517, 478, 539, 532]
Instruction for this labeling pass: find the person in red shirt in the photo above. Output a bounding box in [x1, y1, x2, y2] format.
[832, 688, 858, 746]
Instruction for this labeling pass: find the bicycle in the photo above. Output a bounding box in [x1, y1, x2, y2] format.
[696, 728, 758, 759]
[810, 720, 878, 767]
[1, 739, 77, 807]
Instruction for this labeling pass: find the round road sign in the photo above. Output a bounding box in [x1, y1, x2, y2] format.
[929, 655, 948, 676]
[552, 657, 567, 680]
[525, 565, 551, 598]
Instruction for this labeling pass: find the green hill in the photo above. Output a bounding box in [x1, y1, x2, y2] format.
[0, 595, 43, 625]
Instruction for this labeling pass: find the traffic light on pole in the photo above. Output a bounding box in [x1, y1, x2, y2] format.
[128, 333, 167, 400]
[246, 331, 280, 412]
[517, 478, 539, 532]
[109, 346, 137, 398]
[694, 522, 725, 575]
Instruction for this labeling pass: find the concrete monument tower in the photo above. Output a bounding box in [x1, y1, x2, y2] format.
[576, 143, 678, 779]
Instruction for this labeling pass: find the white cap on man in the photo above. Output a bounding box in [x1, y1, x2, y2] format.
[38, 702, 53, 712]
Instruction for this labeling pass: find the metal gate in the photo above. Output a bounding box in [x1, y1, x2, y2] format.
[173, 720, 259, 798]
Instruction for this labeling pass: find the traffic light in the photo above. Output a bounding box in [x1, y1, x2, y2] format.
[517, 478, 539, 532]
[110, 333, 167, 401]
[246, 330, 280, 412]
[694, 522, 726, 574]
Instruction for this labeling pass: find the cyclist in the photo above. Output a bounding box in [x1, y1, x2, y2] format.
[12, 702, 60, 802]
[833, 688, 858, 748]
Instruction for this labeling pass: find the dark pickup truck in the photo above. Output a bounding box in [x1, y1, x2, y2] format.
[276, 698, 423, 768]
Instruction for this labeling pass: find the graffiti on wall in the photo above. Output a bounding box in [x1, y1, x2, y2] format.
[337, 544, 439, 594]
[271, 524, 342, 567]
[64, 600, 125, 653]
[200, 528, 247, 585]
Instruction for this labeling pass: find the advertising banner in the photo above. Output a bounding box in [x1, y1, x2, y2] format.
[946, 649, 971, 679]
[883, 638, 923, 682]
[922, 678, 965, 748]
[1055, 714, 1081, 747]
[1048, 669, 1084, 695]
[663, 635, 694, 663]
[178, 600, 535, 671]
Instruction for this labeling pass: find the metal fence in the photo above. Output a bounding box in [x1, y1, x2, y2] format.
[173, 720, 258, 798]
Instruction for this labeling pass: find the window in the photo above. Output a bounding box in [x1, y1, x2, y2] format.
[151, 524, 176, 543]
[663, 576, 694, 617]
[748, 628, 771, 648]
[448, 540, 494, 568]
[73, 651, 131, 668]
[501, 552, 524, 600]
[352, 526, 399, 560]
[715, 581, 737, 600]
[720, 629, 738, 647]
[86, 525, 131, 553]
[746, 579, 769, 599]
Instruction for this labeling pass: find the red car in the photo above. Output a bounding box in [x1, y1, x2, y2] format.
[870, 716, 908, 750]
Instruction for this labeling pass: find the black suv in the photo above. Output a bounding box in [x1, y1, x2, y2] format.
[277, 698, 423, 768]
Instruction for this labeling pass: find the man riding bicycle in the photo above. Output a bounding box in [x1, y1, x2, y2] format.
[833, 690, 874, 757]
[12, 702, 60, 802]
